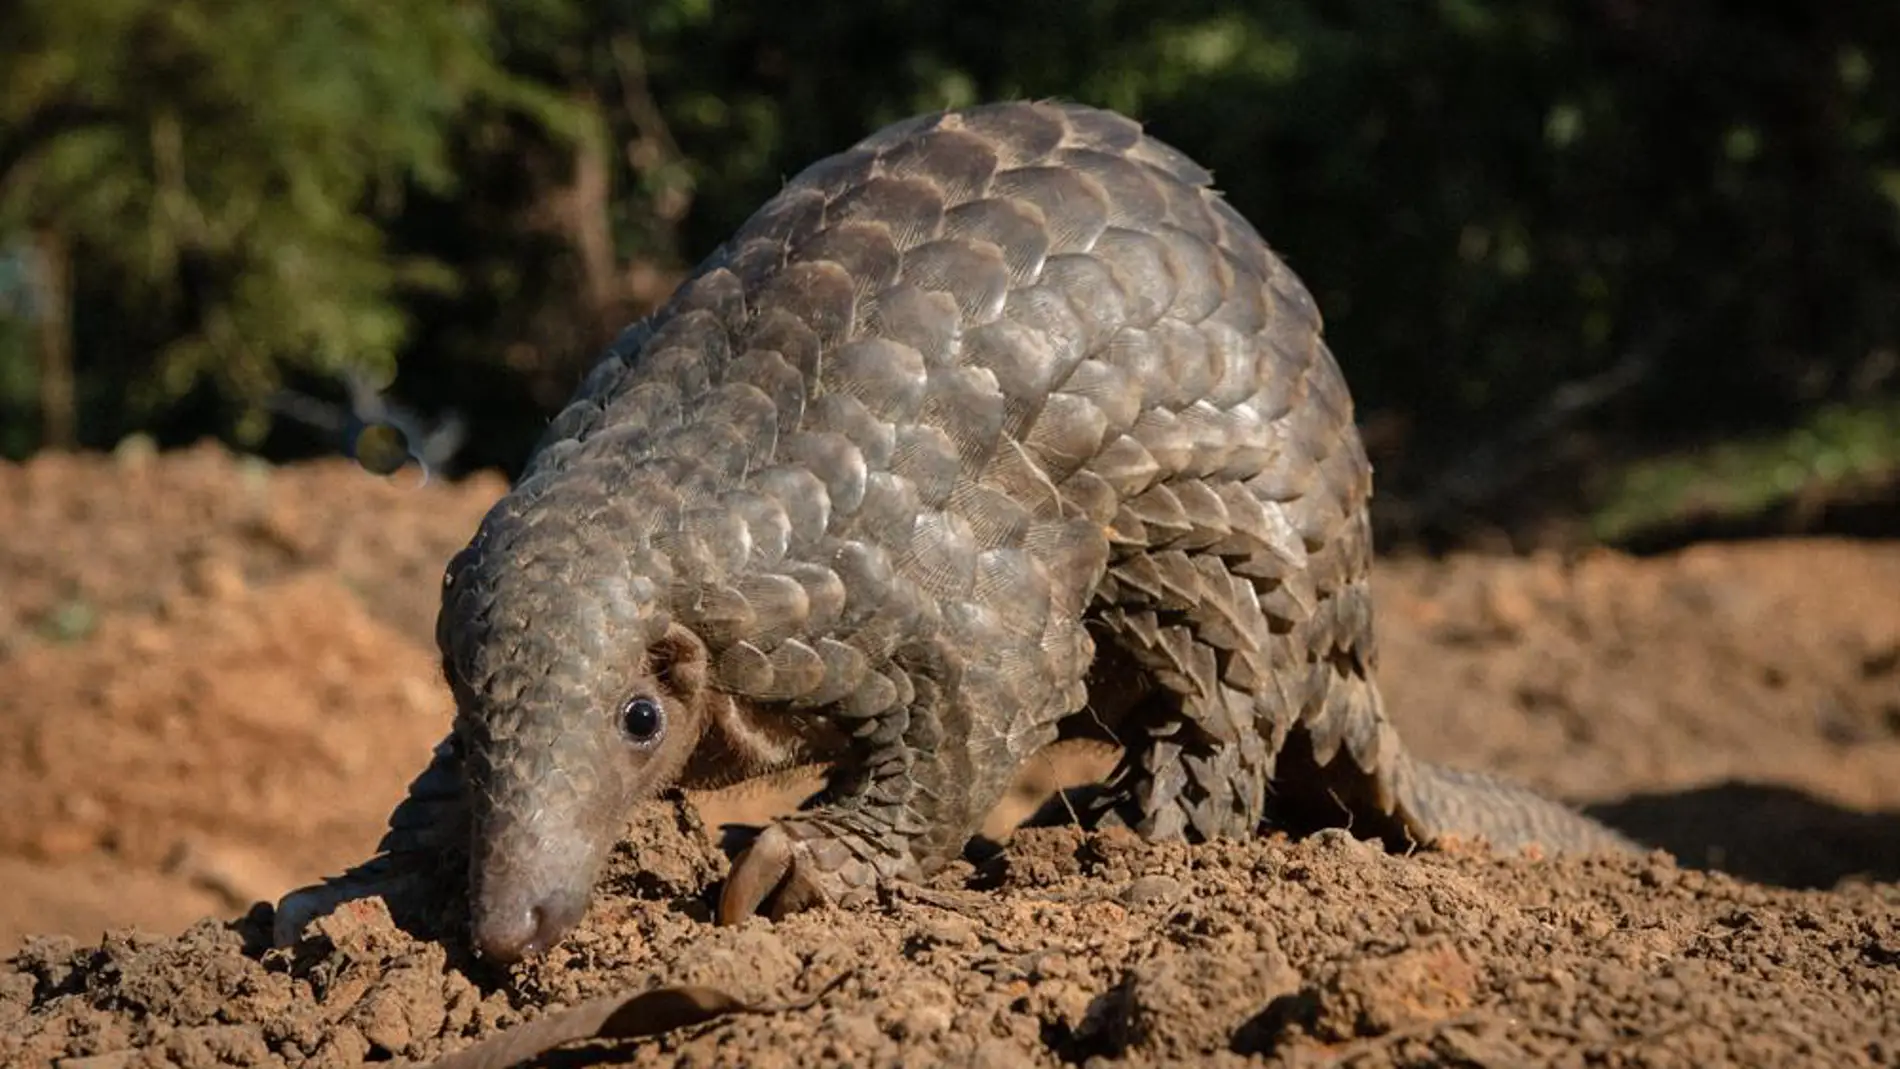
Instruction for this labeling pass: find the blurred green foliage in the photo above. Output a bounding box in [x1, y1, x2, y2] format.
[0, 0, 583, 440]
[1593, 396, 1900, 543]
[3, 0, 1898, 545]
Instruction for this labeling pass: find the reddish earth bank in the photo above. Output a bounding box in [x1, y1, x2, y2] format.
[2, 445, 1895, 1067]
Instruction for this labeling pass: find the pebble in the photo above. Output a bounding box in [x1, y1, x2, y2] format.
[1120, 875, 1185, 908]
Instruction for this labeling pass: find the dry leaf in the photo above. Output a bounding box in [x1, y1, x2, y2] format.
[425, 972, 850, 1069]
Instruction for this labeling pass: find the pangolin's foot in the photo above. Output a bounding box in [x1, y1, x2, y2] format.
[717, 815, 919, 924]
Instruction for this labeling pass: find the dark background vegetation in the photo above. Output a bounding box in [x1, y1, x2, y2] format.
[4, 0, 1898, 550]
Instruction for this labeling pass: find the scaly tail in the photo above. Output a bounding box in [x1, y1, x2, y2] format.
[1390, 753, 1643, 855]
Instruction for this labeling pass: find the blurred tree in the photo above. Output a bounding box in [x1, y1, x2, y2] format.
[595, 0, 1900, 544]
[0, 0, 577, 448]
[372, 0, 709, 470]
[5, 0, 1898, 547]
[604, 0, 1900, 542]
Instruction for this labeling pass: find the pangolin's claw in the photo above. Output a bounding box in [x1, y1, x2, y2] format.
[272, 883, 344, 947]
[716, 820, 882, 924]
[717, 824, 799, 924]
[271, 856, 417, 947]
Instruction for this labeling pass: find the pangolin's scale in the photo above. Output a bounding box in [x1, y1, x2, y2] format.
[440, 100, 1629, 894]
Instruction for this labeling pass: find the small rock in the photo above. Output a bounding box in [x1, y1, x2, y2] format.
[185, 554, 247, 601]
[1307, 827, 1375, 855]
[111, 434, 157, 470]
[893, 1001, 952, 1040]
[915, 913, 979, 949]
[1120, 875, 1185, 908]
[56, 1054, 134, 1069]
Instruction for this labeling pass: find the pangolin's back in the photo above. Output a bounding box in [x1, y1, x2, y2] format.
[462, 101, 1358, 730]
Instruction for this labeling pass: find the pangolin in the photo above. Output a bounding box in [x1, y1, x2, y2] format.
[274, 99, 1638, 965]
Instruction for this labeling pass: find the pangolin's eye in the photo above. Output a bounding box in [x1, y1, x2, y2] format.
[619, 695, 664, 746]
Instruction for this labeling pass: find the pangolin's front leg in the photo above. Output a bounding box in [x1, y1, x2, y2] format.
[715, 677, 962, 922]
[718, 538, 1103, 923]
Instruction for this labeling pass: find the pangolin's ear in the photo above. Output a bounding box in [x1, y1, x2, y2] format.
[647, 623, 709, 702]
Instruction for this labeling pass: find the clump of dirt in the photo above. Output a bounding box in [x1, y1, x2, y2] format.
[1, 444, 1897, 1068]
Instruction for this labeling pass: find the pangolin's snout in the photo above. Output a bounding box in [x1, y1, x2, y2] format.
[471, 882, 592, 963]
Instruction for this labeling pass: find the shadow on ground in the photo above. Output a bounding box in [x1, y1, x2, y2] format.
[1587, 781, 1900, 889]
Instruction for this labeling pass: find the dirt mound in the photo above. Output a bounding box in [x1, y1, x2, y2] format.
[1, 445, 1896, 1067]
[7, 811, 1897, 1068]
[0, 574, 454, 948]
[0, 444, 500, 953]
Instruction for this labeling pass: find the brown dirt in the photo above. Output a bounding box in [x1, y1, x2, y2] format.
[2, 443, 1897, 1068]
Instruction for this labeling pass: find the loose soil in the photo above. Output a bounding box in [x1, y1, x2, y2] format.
[2, 443, 1896, 1068]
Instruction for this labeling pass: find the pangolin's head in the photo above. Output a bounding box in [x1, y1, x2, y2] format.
[437, 495, 708, 963]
